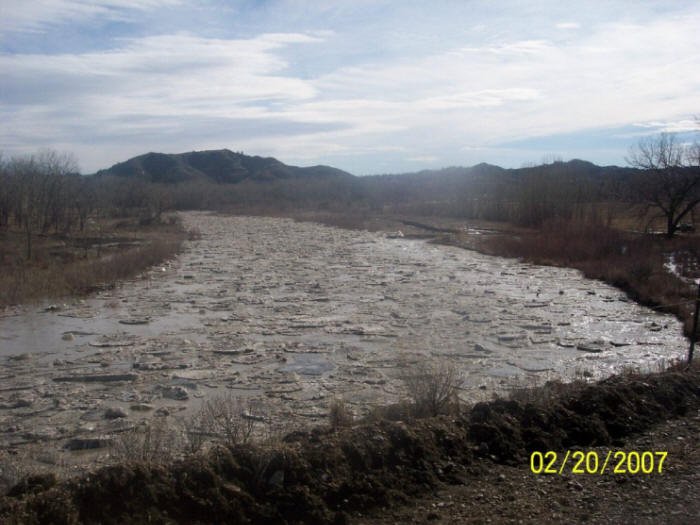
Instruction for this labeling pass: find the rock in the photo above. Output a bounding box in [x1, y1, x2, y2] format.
[130, 403, 154, 412]
[53, 373, 139, 383]
[62, 332, 75, 341]
[159, 385, 189, 400]
[610, 340, 631, 347]
[89, 340, 135, 348]
[133, 362, 168, 371]
[648, 322, 663, 332]
[118, 318, 150, 325]
[567, 480, 583, 491]
[64, 437, 110, 450]
[576, 341, 606, 353]
[212, 349, 253, 356]
[0, 397, 33, 409]
[268, 470, 285, 488]
[524, 301, 549, 308]
[7, 473, 58, 497]
[104, 407, 128, 419]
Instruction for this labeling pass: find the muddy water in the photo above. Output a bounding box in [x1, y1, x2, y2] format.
[0, 212, 687, 462]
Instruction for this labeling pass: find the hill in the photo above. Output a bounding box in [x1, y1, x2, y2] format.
[94, 149, 353, 184]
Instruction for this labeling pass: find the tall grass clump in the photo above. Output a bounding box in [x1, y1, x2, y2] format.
[400, 357, 464, 418]
[481, 218, 698, 336]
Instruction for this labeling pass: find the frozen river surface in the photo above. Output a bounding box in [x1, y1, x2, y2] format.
[0, 213, 687, 457]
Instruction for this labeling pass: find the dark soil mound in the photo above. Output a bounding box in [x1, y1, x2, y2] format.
[2, 367, 699, 524]
[469, 370, 700, 464]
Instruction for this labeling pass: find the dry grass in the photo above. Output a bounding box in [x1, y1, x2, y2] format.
[328, 397, 354, 430]
[0, 217, 185, 306]
[184, 394, 272, 452]
[0, 445, 75, 495]
[476, 219, 699, 336]
[508, 377, 587, 407]
[399, 357, 464, 418]
[110, 418, 182, 465]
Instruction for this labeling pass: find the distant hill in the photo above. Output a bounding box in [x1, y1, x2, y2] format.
[94, 149, 354, 184]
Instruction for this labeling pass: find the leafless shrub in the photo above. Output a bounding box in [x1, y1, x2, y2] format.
[364, 401, 413, 423]
[400, 357, 464, 418]
[110, 418, 181, 465]
[0, 234, 183, 307]
[248, 444, 282, 491]
[508, 377, 579, 407]
[182, 416, 208, 455]
[186, 394, 268, 450]
[0, 446, 74, 495]
[0, 452, 31, 494]
[478, 220, 698, 337]
[63, 238, 181, 293]
[328, 397, 354, 430]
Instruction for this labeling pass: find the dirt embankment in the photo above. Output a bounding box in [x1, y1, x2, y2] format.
[2, 365, 699, 524]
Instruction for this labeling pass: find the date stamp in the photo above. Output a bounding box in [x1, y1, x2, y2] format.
[530, 450, 667, 475]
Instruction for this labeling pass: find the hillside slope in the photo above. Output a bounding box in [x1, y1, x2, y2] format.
[94, 149, 353, 184]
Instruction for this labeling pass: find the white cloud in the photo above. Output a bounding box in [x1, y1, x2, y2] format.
[2, 1, 700, 173]
[1, 31, 322, 116]
[417, 89, 540, 110]
[556, 22, 580, 30]
[633, 120, 700, 133]
[0, 31, 331, 169]
[292, 12, 700, 153]
[0, 0, 181, 33]
[407, 155, 438, 163]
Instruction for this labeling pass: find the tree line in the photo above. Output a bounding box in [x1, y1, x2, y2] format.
[2, 131, 698, 261]
[0, 150, 177, 259]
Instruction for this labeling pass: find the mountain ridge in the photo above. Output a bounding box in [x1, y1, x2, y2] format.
[94, 149, 353, 184]
[94, 149, 638, 188]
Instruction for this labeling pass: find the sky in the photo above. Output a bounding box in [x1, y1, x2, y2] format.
[1, 0, 700, 175]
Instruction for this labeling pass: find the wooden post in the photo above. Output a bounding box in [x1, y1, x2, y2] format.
[688, 281, 700, 365]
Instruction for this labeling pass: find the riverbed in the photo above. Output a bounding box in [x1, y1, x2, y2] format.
[0, 212, 687, 466]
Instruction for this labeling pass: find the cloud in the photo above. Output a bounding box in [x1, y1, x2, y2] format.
[407, 155, 438, 163]
[418, 89, 540, 110]
[556, 22, 580, 30]
[0, 31, 333, 169]
[2, 1, 700, 173]
[632, 119, 700, 133]
[0, 0, 181, 33]
[1, 32, 324, 110]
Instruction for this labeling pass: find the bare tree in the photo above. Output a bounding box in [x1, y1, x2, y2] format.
[627, 133, 700, 238]
[3, 150, 79, 258]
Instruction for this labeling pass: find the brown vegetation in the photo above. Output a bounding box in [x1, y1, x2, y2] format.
[0, 149, 188, 306]
[400, 358, 464, 418]
[1, 363, 699, 524]
[2, 136, 700, 522]
[627, 132, 700, 238]
[459, 218, 699, 336]
[0, 218, 185, 306]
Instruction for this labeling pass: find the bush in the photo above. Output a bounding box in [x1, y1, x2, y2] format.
[328, 397, 354, 430]
[400, 358, 463, 418]
[185, 394, 268, 450]
[110, 418, 181, 465]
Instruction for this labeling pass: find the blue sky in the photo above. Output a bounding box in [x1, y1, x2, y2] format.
[1, 1, 699, 174]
